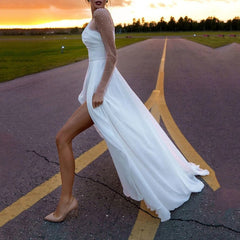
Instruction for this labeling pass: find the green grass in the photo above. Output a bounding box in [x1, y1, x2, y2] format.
[185, 35, 240, 48]
[0, 35, 144, 83]
[117, 31, 240, 37]
[0, 31, 239, 82]
[117, 30, 240, 48]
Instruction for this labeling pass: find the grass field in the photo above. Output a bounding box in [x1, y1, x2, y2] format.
[0, 31, 239, 83]
[186, 34, 240, 48]
[118, 31, 240, 48]
[118, 30, 240, 37]
[0, 36, 144, 83]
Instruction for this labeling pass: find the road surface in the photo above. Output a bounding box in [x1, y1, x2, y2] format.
[0, 38, 240, 240]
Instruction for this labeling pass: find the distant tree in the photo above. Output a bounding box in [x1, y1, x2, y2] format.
[168, 16, 176, 31]
[226, 19, 232, 31]
[135, 18, 141, 32]
[177, 17, 184, 31]
[232, 17, 240, 30]
[218, 20, 225, 31]
[70, 27, 80, 34]
[199, 19, 206, 30]
[205, 17, 220, 30]
[183, 16, 193, 31]
[142, 22, 149, 32]
[157, 17, 167, 31]
[191, 20, 199, 31]
[205, 17, 212, 30]
[115, 24, 123, 33]
[149, 21, 156, 31]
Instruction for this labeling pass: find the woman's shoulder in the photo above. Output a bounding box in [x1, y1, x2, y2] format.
[93, 8, 112, 22]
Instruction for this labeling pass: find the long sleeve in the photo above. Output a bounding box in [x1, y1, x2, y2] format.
[93, 8, 117, 94]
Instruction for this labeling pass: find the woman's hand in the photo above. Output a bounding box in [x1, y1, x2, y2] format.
[92, 91, 104, 108]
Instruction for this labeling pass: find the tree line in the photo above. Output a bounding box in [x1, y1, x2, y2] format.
[116, 16, 240, 33]
[0, 16, 239, 36]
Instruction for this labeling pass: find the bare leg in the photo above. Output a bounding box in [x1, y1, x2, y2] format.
[52, 102, 93, 218]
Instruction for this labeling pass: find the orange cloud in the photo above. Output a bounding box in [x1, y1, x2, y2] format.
[0, 0, 132, 9]
[0, 0, 133, 26]
[0, 7, 89, 25]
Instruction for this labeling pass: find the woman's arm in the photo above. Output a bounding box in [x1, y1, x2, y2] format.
[92, 8, 117, 108]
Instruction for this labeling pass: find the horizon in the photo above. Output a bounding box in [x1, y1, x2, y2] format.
[0, 0, 240, 29]
[0, 16, 239, 30]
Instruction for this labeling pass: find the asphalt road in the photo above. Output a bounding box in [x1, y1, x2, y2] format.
[0, 39, 240, 240]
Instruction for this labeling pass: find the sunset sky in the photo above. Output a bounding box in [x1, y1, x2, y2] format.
[0, 0, 239, 29]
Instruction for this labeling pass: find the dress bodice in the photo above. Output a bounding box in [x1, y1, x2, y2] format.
[82, 24, 107, 62]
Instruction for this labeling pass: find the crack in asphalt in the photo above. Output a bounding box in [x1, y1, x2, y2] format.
[27, 150, 240, 234]
[170, 218, 240, 234]
[73, 173, 157, 218]
[26, 150, 156, 218]
[26, 150, 59, 167]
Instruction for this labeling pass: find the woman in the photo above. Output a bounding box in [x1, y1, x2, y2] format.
[44, 0, 209, 222]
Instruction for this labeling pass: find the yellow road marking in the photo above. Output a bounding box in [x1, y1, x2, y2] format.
[155, 38, 167, 91]
[129, 40, 167, 240]
[128, 102, 162, 240]
[0, 141, 107, 227]
[145, 39, 220, 191]
[128, 202, 160, 240]
[155, 40, 220, 191]
[145, 89, 220, 190]
[129, 38, 220, 240]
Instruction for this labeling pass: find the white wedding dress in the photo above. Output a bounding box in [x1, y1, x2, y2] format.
[78, 11, 209, 222]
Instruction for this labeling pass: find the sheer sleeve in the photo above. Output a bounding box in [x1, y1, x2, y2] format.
[93, 8, 117, 94]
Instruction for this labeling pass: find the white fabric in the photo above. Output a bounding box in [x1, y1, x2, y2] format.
[78, 12, 209, 222]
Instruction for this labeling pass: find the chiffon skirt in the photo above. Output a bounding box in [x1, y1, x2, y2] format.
[78, 59, 209, 221]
